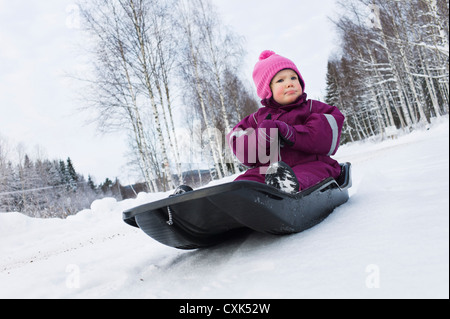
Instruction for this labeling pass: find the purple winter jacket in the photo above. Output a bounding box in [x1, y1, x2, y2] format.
[226, 93, 345, 189]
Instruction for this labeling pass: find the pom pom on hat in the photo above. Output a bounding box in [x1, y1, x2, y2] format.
[252, 50, 305, 100]
[259, 50, 276, 60]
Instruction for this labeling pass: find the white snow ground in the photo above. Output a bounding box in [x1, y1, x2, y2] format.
[1, 118, 448, 299]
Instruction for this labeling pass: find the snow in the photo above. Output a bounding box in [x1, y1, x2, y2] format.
[1, 118, 449, 299]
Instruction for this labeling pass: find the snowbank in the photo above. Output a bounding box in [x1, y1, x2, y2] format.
[1, 118, 448, 299]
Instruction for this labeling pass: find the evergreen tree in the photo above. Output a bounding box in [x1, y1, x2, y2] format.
[66, 157, 78, 191]
[66, 158, 78, 182]
[87, 175, 96, 191]
[324, 61, 341, 108]
[58, 160, 68, 185]
[100, 178, 113, 194]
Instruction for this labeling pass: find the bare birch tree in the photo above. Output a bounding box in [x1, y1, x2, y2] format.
[121, 0, 175, 190]
[79, 0, 160, 191]
[79, 0, 184, 191]
[78, 0, 257, 187]
[176, 0, 224, 179]
[176, 0, 254, 177]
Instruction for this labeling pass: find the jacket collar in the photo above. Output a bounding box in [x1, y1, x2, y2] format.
[261, 93, 308, 111]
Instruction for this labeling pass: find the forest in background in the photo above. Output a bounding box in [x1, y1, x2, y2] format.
[1, 0, 448, 218]
[0, 142, 121, 217]
[325, 0, 448, 143]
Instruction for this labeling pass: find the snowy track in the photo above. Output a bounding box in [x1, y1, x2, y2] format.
[1, 118, 448, 298]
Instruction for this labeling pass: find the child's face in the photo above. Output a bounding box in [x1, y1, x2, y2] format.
[270, 69, 303, 105]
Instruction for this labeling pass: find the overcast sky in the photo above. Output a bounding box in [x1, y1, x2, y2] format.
[0, 0, 342, 185]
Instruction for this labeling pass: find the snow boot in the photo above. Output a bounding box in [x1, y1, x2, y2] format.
[265, 161, 300, 194]
[169, 185, 193, 197]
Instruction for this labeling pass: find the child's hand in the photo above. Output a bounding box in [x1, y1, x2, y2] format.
[258, 120, 296, 147]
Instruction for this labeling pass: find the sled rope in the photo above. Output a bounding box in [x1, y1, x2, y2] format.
[166, 206, 174, 226]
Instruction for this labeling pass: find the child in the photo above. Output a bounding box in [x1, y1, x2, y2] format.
[226, 50, 344, 194]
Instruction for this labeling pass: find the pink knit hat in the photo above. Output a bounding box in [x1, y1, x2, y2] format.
[252, 50, 305, 100]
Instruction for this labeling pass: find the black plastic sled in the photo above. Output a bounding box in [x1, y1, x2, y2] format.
[123, 163, 352, 250]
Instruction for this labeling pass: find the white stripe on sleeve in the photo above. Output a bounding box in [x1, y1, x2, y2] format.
[324, 114, 338, 156]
